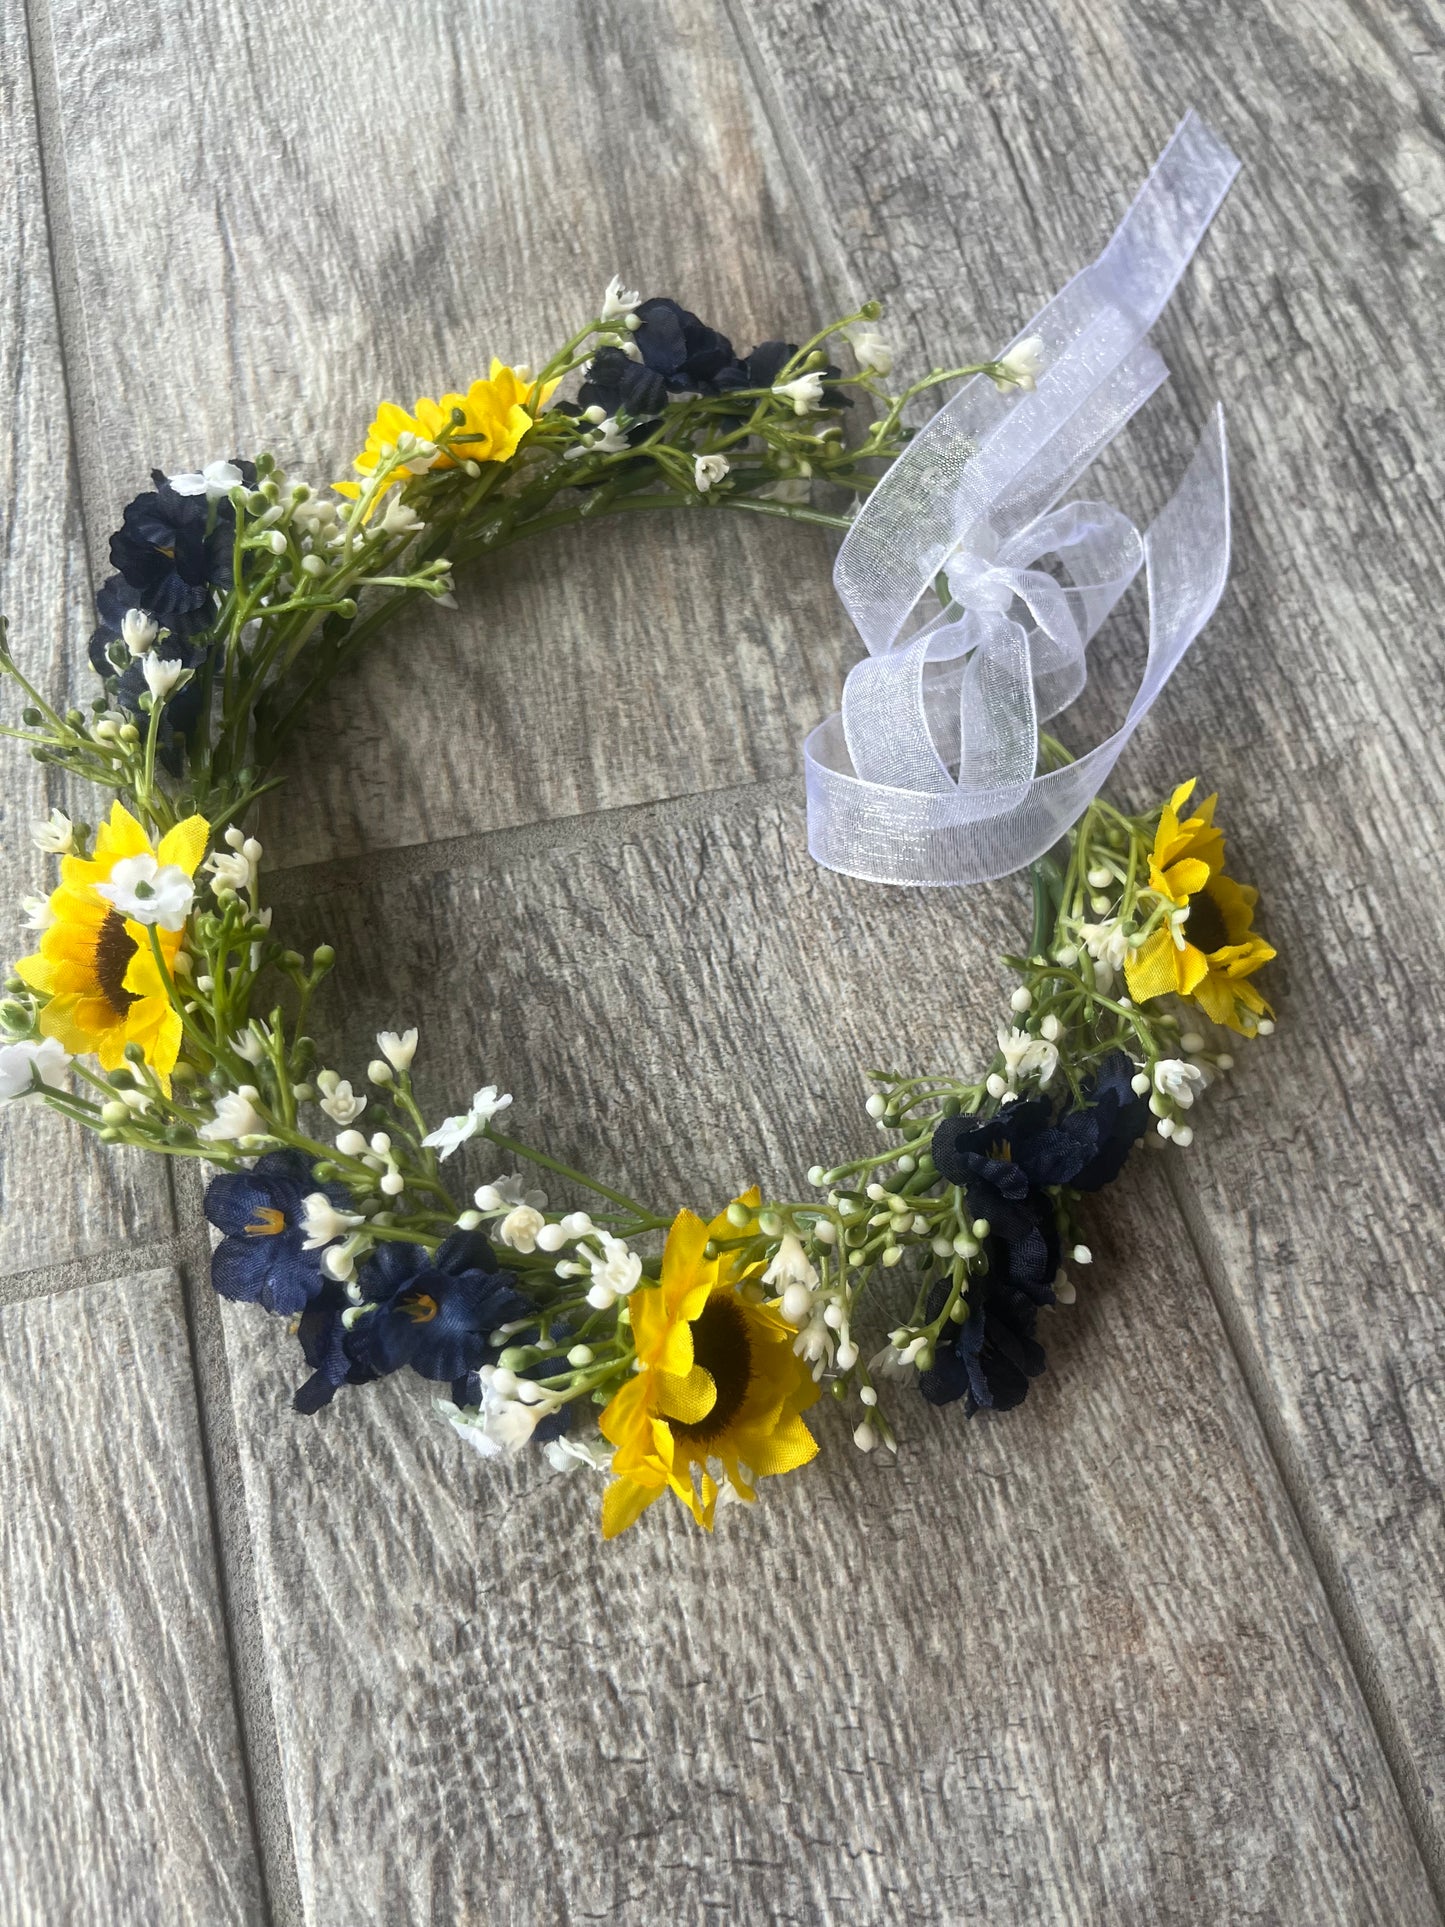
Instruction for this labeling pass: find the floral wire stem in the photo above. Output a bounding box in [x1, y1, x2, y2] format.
[0, 287, 1275, 1536]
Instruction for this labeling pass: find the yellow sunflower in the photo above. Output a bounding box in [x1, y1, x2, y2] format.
[1124, 779, 1275, 1034]
[16, 802, 208, 1091]
[599, 1192, 821, 1538]
[335, 360, 559, 508]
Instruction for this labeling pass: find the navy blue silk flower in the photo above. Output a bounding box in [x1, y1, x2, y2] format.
[930, 1097, 1078, 1304]
[626, 297, 738, 391]
[578, 297, 742, 419]
[918, 1274, 1046, 1414]
[1070, 1051, 1151, 1192]
[106, 474, 237, 635]
[293, 1283, 380, 1415]
[351, 1232, 531, 1388]
[205, 1150, 348, 1318]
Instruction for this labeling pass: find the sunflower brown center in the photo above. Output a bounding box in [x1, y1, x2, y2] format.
[673, 1294, 752, 1444]
[94, 909, 139, 1017]
[1185, 888, 1229, 957]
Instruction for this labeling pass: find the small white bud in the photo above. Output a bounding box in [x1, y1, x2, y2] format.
[1130, 1072, 1151, 1096]
[1010, 986, 1032, 1013]
[865, 1093, 887, 1119]
[335, 1129, 367, 1156]
[455, 1209, 483, 1230]
[121, 608, 159, 657]
[780, 1282, 813, 1326]
[1087, 866, 1113, 889]
[1072, 1243, 1092, 1265]
[985, 1072, 1008, 1099]
[853, 1421, 878, 1453]
[367, 1059, 394, 1085]
[1180, 1031, 1205, 1054]
[1172, 1123, 1194, 1148]
[379, 1170, 405, 1196]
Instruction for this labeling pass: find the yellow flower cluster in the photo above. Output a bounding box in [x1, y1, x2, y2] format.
[1124, 779, 1274, 1034]
[16, 802, 208, 1091]
[598, 1192, 820, 1537]
[336, 361, 558, 511]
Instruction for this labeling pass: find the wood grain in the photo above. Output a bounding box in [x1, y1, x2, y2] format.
[0, 0, 173, 1278]
[37, 0, 856, 868]
[0, 1267, 263, 1925]
[726, 0, 1445, 1871]
[227, 793, 1437, 1925]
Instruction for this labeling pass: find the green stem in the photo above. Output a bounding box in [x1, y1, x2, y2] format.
[484, 1128, 667, 1228]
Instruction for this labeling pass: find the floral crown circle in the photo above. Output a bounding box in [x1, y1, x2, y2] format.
[0, 121, 1272, 1540]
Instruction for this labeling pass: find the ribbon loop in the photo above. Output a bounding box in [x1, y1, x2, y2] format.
[805, 112, 1241, 887]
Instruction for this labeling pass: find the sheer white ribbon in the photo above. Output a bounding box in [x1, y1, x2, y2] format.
[804, 111, 1241, 886]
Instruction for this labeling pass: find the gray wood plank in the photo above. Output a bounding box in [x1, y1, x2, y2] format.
[38, 0, 852, 867]
[223, 794, 1438, 1926]
[0, 0, 173, 1276]
[0, 1267, 263, 1926]
[723, 0, 1445, 1875]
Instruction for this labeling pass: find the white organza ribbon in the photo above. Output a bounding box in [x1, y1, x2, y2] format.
[804, 111, 1240, 885]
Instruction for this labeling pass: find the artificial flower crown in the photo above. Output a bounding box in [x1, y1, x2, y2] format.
[0, 125, 1271, 1538]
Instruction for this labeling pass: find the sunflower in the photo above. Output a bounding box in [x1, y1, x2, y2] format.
[598, 1192, 820, 1538]
[16, 802, 208, 1090]
[335, 361, 559, 509]
[1124, 779, 1275, 1034]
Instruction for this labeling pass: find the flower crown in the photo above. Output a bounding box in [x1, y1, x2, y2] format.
[0, 121, 1270, 1539]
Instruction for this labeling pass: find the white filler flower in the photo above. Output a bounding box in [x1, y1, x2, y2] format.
[94, 853, 194, 931]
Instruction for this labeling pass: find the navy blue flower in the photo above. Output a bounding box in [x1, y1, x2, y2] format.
[352, 1231, 531, 1387]
[1070, 1051, 1151, 1192]
[930, 1097, 1079, 1303]
[575, 345, 670, 422]
[918, 1274, 1046, 1414]
[577, 297, 744, 420]
[105, 472, 237, 637]
[293, 1283, 380, 1414]
[205, 1150, 349, 1318]
[627, 297, 738, 391]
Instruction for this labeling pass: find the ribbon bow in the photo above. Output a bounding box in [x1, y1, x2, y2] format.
[804, 112, 1240, 886]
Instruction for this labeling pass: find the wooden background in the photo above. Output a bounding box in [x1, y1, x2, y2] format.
[1, 0, 1442, 1921]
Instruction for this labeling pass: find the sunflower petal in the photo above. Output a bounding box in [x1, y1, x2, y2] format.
[157, 814, 211, 877]
[1124, 928, 1180, 1003]
[655, 1363, 718, 1426]
[601, 1475, 660, 1540]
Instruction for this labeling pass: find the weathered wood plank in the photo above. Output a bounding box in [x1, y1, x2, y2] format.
[0, 0, 173, 1276]
[38, 0, 852, 867]
[223, 794, 1438, 1925]
[725, 0, 1445, 1871]
[0, 1267, 263, 1925]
